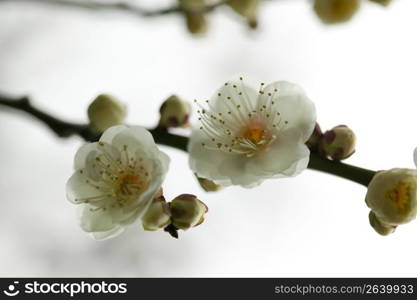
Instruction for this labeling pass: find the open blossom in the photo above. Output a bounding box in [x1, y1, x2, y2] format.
[188, 78, 316, 188]
[66, 125, 170, 240]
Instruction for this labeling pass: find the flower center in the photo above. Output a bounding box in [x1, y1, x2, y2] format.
[76, 143, 151, 211]
[243, 126, 264, 144]
[195, 78, 287, 157]
[117, 173, 145, 197]
[386, 180, 413, 213]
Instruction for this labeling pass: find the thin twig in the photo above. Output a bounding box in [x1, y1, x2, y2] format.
[0, 92, 376, 186]
[0, 93, 188, 150]
[0, 93, 99, 141]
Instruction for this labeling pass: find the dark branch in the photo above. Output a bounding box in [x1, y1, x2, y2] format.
[0, 93, 99, 141]
[0, 92, 376, 187]
[0, 92, 188, 151]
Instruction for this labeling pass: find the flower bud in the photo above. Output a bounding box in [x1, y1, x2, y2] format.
[179, 0, 208, 35]
[227, 0, 259, 28]
[158, 95, 191, 128]
[306, 123, 323, 152]
[141, 197, 171, 231]
[196, 175, 223, 192]
[87, 94, 126, 133]
[369, 211, 397, 236]
[313, 0, 360, 24]
[319, 125, 356, 160]
[369, 0, 392, 6]
[365, 168, 417, 226]
[170, 194, 208, 230]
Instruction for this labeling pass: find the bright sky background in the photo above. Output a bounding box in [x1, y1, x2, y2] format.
[0, 0, 417, 277]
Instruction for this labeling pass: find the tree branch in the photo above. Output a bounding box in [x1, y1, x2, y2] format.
[0, 92, 376, 187]
[0, 0, 226, 18]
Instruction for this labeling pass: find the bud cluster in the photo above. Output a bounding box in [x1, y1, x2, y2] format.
[141, 193, 208, 238]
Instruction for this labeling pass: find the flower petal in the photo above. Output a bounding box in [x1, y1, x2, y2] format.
[74, 143, 99, 170]
[102, 125, 158, 158]
[79, 204, 116, 233]
[210, 79, 258, 117]
[66, 172, 104, 204]
[129, 150, 170, 213]
[259, 81, 316, 141]
[91, 226, 125, 241]
[247, 128, 310, 178]
[188, 128, 236, 185]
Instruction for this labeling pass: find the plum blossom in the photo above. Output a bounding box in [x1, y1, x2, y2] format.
[66, 125, 170, 240]
[188, 78, 316, 188]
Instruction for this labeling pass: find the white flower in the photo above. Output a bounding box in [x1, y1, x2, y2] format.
[66, 125, 170, 240]
[365, 168, 417, 226]
[188, 78, 316, 188]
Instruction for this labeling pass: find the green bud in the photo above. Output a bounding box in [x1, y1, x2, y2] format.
[87, 94, 126, 133]
[141, 197, 171, 231]
[365, 168, 417, 226]
[179, 0, 208, 35]
[313, 0, 360, 24]
[170, 194, 208, 230]
[185, 11, 207, 35]
[319, 125, 356, 160]
[158, 95, 191, 128]
[369, 211, 396, 236]
[196, 175, 223, 192]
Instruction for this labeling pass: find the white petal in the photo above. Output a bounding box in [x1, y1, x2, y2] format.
[91, 226, 125, 241]
[79, 204, 116, 233]
[66, 172, 104, 204]
[130, 150, 170, 213]
[74, 143, 99, 170]
[102, 125, 158, 157]
[188, 128, 236, 185]
[210, 79, 258, 115]
[84, 143, 121, 181]
[247, 128, 310, 178]
[99, 125, 129, 144]
[259, 81, 316, 141]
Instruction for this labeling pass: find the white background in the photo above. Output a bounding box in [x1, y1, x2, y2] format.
[0, 0, 416, 277]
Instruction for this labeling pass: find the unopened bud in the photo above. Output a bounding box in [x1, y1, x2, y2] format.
[227, 0, 259, 28]
[196, 175, 223, 192]
[313, 0, 360, 24]
[141, 197, 171, 231]
[369, 0, 392, 6]
[319, 125, 356, 160]
[159, 95, 191, 128]
[369, 211, 396, 236]
[179, 0, 208, 35]
[170, 194, 208, 230]
[87, 94, 126, 133]
[365, 168, 417, 226]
